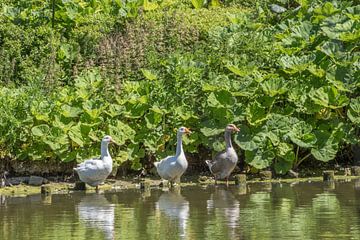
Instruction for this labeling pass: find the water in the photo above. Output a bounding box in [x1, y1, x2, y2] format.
[1, 180, 360, 240]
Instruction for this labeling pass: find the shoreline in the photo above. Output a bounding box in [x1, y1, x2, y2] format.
[1, 174, 360, 197]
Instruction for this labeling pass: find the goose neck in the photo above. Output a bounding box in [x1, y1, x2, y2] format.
[225, 131, 233, 149]
[101, 142, 110, 158]
[175, 133, 184, 156]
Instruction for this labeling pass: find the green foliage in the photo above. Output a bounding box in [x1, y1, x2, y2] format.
[0, 0, 359, 174]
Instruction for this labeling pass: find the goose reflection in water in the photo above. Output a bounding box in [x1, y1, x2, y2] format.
[156, 187, 189, 239]
[77, 194, 115, 240]
[207, 186, 240, 237]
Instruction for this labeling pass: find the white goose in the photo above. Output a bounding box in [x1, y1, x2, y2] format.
[74, 135, 117, 191]
[154, 127, 191, 185]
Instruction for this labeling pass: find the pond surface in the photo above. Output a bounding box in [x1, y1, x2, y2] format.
[1, 179, 360, 240]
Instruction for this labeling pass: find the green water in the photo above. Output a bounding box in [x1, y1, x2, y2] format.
[1, 180, 360, 240]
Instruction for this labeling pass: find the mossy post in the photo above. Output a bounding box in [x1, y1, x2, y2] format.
[234, 174, 246, 185]
[74, 181, 86, 191]
[351, 166, 360, 176]
[140, 179, 150, 190]
[41, 185, 52, 195]
[260, 171, 272, 180]
[323, 170, 335, 181]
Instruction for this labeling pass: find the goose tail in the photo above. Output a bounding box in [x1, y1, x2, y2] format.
[205, 160, 213, 168]
[153, 162, 160, 168]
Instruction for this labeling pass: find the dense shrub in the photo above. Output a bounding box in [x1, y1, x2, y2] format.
[0, 0, 359, 174]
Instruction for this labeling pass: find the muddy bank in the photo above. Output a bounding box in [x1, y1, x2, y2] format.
[1, 173, 360, 197]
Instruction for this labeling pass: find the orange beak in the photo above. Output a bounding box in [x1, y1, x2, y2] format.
[185, 128, 192, 134]
[233, 126, 240, 132]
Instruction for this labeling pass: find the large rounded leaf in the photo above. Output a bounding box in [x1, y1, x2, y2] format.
[309, 86, 349, 109]
[274, 159, 293, 174]
[311, 130, 340, 162]
[245, 148, 275, 169]
[60, 104, 82, 118]
[246, 101, 268, 126]
[347, 97, 360, 124]
[109, 120, 135, 145]
[261, 78, 288, 97]
[32, 124, 50, 137]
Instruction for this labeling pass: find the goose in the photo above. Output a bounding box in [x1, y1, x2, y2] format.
[206, 124, 240, 185]
[74, 135, 117, 191]
[154, 127, 191, 185]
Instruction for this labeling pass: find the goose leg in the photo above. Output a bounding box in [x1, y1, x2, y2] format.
[226, 177, 229, 186]
[214, 176, 218, 185]
[96, 185, 99, 192]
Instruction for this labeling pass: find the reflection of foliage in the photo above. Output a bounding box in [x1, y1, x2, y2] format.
[2, 183, 360, 239]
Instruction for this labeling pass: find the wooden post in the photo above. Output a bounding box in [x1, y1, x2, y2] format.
[140, 179, 150, 190]
[234, 174, 246, 185]
[323, 170, 335, 181]
[41, 185, 52, 195]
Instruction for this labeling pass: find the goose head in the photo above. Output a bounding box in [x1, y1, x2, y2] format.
[177, 127, 191, 136]
[102, 135, 118, 145]
[225, 124, 240, 133]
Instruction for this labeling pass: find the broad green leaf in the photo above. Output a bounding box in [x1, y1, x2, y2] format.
[274, 158, 292, 174]
[311, 130, 339, 162]
[32, 124, 50, 137]
[319, 41, 344, 58]
[141, 68, 157, 80]
[309, 86, 349, 109]
[245, 147, 275, 169]
[314, 2, 339, 16]
[279, 54, 315, 74]
[235, 125, 267, 151]
[246, 101, 268, 126]
[68, 124, 84, 147]
[276, 142, 294, 162]
[114, 151, 129, 164]
[226, 65, 256, 77]
[347, 97, 360, 124]
[145, 108, 163, 128]
[60, 104, 82, 118]
[261, 78, 288, 97]
[200, 127, 224, 137]
[109, 120, 135, 145]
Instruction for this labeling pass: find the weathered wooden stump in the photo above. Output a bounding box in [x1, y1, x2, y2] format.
[140, 179, 150, 190]
[234, 174, 247, 185]
[41, 185, 52, 195]
[323, 170, 335, 181]
[344, 168, 352, 176]
[74, 181, 86, 191]
[260, 171, 272, 180]
[351, 166, 360, 176]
